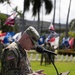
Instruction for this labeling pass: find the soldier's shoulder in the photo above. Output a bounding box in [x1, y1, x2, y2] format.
[2, 42, 19, 56]
[2, 42, 19, 60]
[6, 42, 18, 49]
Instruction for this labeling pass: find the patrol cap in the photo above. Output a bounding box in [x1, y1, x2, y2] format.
[24, 26, 40, 45]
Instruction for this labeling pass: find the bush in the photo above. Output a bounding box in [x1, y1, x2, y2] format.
[57, 49, 75, 56]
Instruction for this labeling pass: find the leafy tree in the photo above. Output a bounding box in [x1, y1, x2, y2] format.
[68, 19, 75, 37]
[0, 0, 18, 32]
[69, 19, 75, 31]
[0, 13, 7, 28]
[2, 25, 13, 32]
[0, 13, 18, 33]
[12, 6, 22, 18]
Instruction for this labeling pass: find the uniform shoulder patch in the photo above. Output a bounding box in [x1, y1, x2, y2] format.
[7, 55, 15, 60]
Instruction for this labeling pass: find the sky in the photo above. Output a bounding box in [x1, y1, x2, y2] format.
[0, 0, 75, 24]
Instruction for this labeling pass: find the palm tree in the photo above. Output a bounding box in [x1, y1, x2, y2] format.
[53, 0, 56, 28]
[0, 0, 5, 3]
[23, 0, 53, 34]
[0, 0, 4, 3]
[59, 0, 61, 36]
[0, 0, 10, 3]
[66, 0, 72, 38]
[12, 6, 22, 18]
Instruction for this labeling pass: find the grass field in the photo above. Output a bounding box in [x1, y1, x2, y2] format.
[28, 51, 75, 75]
[30, 61, 75, 75]
[0, 51, 75, 75]
[0, 60, 75, 75]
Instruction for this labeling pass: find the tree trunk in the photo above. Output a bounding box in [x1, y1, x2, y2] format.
[38, 9, 40, 35]
[22, 0, 26, 33]
[53, 0, 56, 27]
[66, 0, 72, 38]
[59, 0, 61, 36]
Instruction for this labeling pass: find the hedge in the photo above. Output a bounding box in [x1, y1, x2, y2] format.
[57, 49, 75, 56]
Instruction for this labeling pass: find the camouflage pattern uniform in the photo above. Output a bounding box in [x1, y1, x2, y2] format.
[0, 42, 4, 60]
[1, 42, 33, 75]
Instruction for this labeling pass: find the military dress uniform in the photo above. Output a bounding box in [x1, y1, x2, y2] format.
[1, 42, 33, 75]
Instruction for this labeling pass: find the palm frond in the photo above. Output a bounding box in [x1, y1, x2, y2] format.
[32, 0, 42, 16]
[44, 0, 53, 14]
[24, 0, 31, 12]
[0, 0, 4, 3]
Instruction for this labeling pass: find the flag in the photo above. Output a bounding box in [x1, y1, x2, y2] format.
[13, 32, 22, 42]
[69, 38, 74, 49]
[4, 13, 17, 26]
[38, 36, 45, 45]
[61, 37, 70, 48]
[0, 33, 6, 41]
[50, 36, 59, 49]
[45, 32, 59, 49]
[3, 32, 15, 44]
[48, 23, 55, 31]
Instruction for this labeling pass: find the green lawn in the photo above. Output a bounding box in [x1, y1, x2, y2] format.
[28, 51, 75, 75]
[0, 61, 75, 75]
[30, 61, 75, 75]
[0, 52, 75, 75]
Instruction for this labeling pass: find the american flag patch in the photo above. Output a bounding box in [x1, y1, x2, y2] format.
[7, 56, 15, 60]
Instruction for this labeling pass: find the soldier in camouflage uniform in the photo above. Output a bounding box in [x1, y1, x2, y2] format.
[1, 26, 46, 75]
[0, 39, 5, 60]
